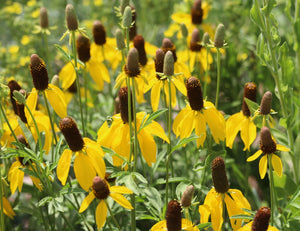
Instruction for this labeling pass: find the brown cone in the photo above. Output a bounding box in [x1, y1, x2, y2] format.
[242, 82, 257, 117]
[93, 20, 106, 46]
[191, 0, 203, 24]
[129, 6, 137, 41]
[40, 7, 49, 29]
[133, 35, 147, 66]
[186, 77, 204, 111]
[76, 34, 91, 63]
[155, 49, 165, 80]
[166, 200, 182, 231]
[119, 87, 133, 124]
[260, 91, 272, 115]
[251, 207, 271, 231]
[30, 54, 49, 91]
[162, 38, 177, 62]
[212, 157, 229, 193]
[8, 80, 22, 115]
[125, 48, 140, 77]
[92, 176, 110, 200]
[190, 28, 202, 51]
[260, 127, 276, 154]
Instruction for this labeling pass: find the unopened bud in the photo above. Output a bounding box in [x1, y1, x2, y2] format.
[214, 24, 225, 48]
[13, 90, 26, 105]
[203, 32, 210, 46]
[242, 82, 257, 117]
[260, 91, 272, 115]
[166, 200, 182, 231]
[40, 7, 49, 29]
[186, 77, 203, 111]
[116, 29, 125, 50]
[93, 20, 106, 46]
[180, 23, 188, 38]
[260, 127, 276, 154]
[65, 4, 78, 31]
[163, 51, 174, 76]
[212, 157, 229, 193]
[92, 176, 110, 200]
[252, 207, 271, 231]
[30, 54, 49, 91]
[76, 34, 91, 63]
[190, 28, 202, 52]
[133, 35, 147, 66]
[181, 185, 195, 207]
[122, 6, 132, 28]
[51, 75, 59, 87]
[126, 48, 140, 77]
[191, 0, 203, 24]
[155, 49, 165, 79]
[14, 89, 28, 123]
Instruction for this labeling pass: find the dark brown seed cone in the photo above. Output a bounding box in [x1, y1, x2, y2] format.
[40, 7, 49, 29]
[30, 54, 49, 91]
[16, 89, 28, 123]
[181, 185, 195, 208]
[191, 0, 203, 25]
[155, 48, 165, 80]
[59, 117, 84, 152]
[119, 87, 133, 124]
[190, 28, 202, 52]
[260, 127, 276, 154]
[76, 34, 91, 63]
[65, 4, 78, 31]
[8, 80, 22, 115]
[17, 135, 30, 165]
[67, 81, 77, 93]
[92, 176, 110, 200]
[166, 200, 182, 231]
[93, 20, 106, 46]
[260, 91, 272, 115]
[129, 6, 137, 41]
[242, 82, 257, 117]
[211, 157, 229, 193]
[125, 48, 140, 77]
[251, 207, 271, 231]
[162, 38, 177, 62]
[133, 35, 147, 66]
[186, 77, 204, 111]
[114, 97, 120, 115]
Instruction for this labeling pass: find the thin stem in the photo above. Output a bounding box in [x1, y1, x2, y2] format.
[203, 47, 209, 97]
[105, 200, 121, 231]
[221, 193, 226, 231]
[215, 48, 221, 109]
[131, 78, 138, 172]
[61, 212, 76, 231]
[0, 162, 5, 231]
[268, 154, 277, 226]
[39, 206, 50, 231]
[83, 68, 88, 129]
[42, 31, 52, 77]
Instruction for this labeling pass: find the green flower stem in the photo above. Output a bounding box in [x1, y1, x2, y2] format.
[105, 200, 121, 231]
[71, 31, 86, 137]
[61, 212, 76, 231]
[203, 47, 209, 97]
[0, 163, 5, 231]
[83, 68, 88, 128]
[221, 193, 226, 231]
[42, 91, 58, 145]
[125, 27, 130, 54]
[42, 31, 52, 77]
[39, 206, 50, 231]
[215, 48, 221, 109]
[131, 78, 138, 173]
[268, 154, 277, 226]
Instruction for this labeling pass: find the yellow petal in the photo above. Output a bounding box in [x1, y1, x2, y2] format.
[271, 154, 283, 177]
[8, 161, 24, 194]
[2, 197, 16, 219]
[79, 191, 95, 213]
[172, 77, 187, 96]
[194, 112, 207, 148]
[237, 222, 252, 231]
[259, 155, 268, 179]
[59, 62, 76, 90]
[225, 112, 244, 149]
[228, 189, 251, 211]
[110, 193, 133, 209]
[138, 128, 157, 165]
[150, 220, 167, 230]
[173, 107, 189, 136]
[247, 150, 263, 162]
[144, 118, 169, 143]
[151, 81, 161, 112]
[240, 117, 256, 151]
[178, 110, 195, 139]
[276, 144, 290, 152]
[110, 186, 133, 194]
[57, 149, 72, 186]
[199, 204, 211, 225]
[25, 89, 38, 124]
[95, 200, 107, 229]
[46, 84, 67, 118]
[74, 152, 96, 191]
[86, 60, 105, 91]
[171, 12, 191, 26]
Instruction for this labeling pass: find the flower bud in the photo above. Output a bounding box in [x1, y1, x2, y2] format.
[122, 6, 132, 28]
[186, 77, 204, 111]
[166, 200, 182, 231]
[242, 82, 257, 117]
[8, 80, 21, 115]
[260, 91, 272, 115]
[155, 49, 165, 80]
[133, 35, 147, 66]
[116, 29, 125, 50]
[93, 20, 106, 46]
[180, 23, 188, 38]
[162, 38, 177, 62]
[51, 75, 59, 87]
[65, 4, 78, 31]
[260, 127, 276, 154]
[59, 117, 84, 152]
[214, 24, 225, 48]
[40, 7, 49, 29]
[181, 185, 195, 208]
[202, 32, 210, 46]
[211, 157, 229, 193]
[30, 54, 49, 91]
[190, 28, 202, 52]
[163, 51, 174, 76]
[14, 89, 28, 123]
[251, 207, 271, 231]
[76, 34, 91, 63]
[119, 87, 133, 124]
[13, 89, 26, 105]
[129, 6, 137, 41]
[92, 176, 110, 200]
[191, 0, 203, 24]
[125, 48, 140, 77]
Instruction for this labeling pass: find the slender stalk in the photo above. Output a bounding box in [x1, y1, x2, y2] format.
[83, 68, 88, 128]
[0, 163, 5, 231]
[61, 212, 76, 231]
[268, 154, 277, 226]
[215, 48, 221, 109]
[39, 206, 50, 231]
[42, 31, 52, 77]
[131, 78, 138, 172]
[105, 200, 121, 231]
[221, 193, 226, 231]
[203, 47, 209, 97]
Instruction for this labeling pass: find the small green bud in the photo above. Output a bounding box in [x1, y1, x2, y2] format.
[163, 51, 174, 76]
[13, 90, 26, 105]
[51, 75, 59, 87]
[180, 23, 188, 38]
[122, 6, 132, 28]
[115, 29, 125, 50]
[214, 24, 225, 48]
[65, 4, 78, 31]
[40, 7, 49, 29]
[0, 83, 10, 99]
[181, 185, 195, 208]
[202, 32, 210, 46]
[126, 48, 140, 77]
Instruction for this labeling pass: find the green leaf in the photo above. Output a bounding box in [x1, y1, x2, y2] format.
[60, 187, 85, 195]
[38, 196, 53, 207]
[250, 2, 264, 29]
[131, 172, 148, 184]
[17, 118, 36, 151]
[139, 108, 168, 132]
[244, 98, 260, 116]
[55, 44, 71, 62]
[196, 222, 211, 229]
[170, 134, 199, 153]
[279, 42, 294, 85]
[230, 214, 254, 220]
[261, 0, 276, 17]
[286, 186, 300, 208]
[293, 19, 300, 50]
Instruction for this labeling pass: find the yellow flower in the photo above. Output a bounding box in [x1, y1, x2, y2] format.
[151, 218, 199, 231]
[2, 2, 23, 15]
[79, 176, 133, 229]
[57, 117, 106, 191]
[2, 197, 16, 219]
[21, 35, 31, 46]
[173, 77, 225, 147]
[247, 127, 289, 179]
[238, 221, 278, 231]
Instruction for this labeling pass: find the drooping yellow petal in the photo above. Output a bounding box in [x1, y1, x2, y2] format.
[59, 62, 76, 90]
[2, 197, 16, 219]
[181, 218, 199, 230]
[276, 144, 290, 152]
[142, 113, 169, 143]
[110, 193, 133, 209]
[87, 59, 110, 91]
[110, 186, 133, 194]
[138, 128, 157, 165]
[151, 80, 162, 112]
[79, 191, 95, 213]
[150, 220, 166, 231]
[177, 109, 195, 139]
[25, 88, 38, 124]
[8, 161, 24, 194]
[95, 200, 107, 229]
[57, 149, 72, 186]
[199, 204, 211, 225]
[259, 155, 268, 179]
[114, 72, 126, 89]
[74, 152, 96, 191]
[247, 150, 263, 162]
[240, 117, 256, 151]
[271, 154, 283, 177]
[194, 112, 207, 147]
[237, 222, 252, 231]
[46, 84, 67, 118]
[172, 77, 187, 96]
[225, 112, 244, 149]
[173, 106, 190, 136]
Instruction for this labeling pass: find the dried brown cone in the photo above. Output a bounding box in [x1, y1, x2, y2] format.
[65, 4, 78, 31]
[242, 82, 257, 117]
[251, 207, 271, 231]
[16, 89, 28, 123]
[93, 20, 106, 46]
[76, 34, 91, 63]
[30, 54, 49, 91]
[68, 81, 77, 93]
[125, 48, 140, 77]
[190, 28, 202, 52]
[260, 127, 276, 154]
[181, 185, 195, 208]
[40, 7, 49, 29]
[186, 77, 204, 111]
[92, 176, 110, 200]
[212, 157, 229, 193]
[8, 80, 22, 115]
[162, 38, 177, 62]
[59, 117, 84, 152]
[119, 87, 133, 124]
[17, 135, 30, 165]
[129, 6, 137, 41]
[191, 0, 203, 25]
[133, 35, 147, 66]
[166, 200, 182, 231]
[155, 48, 165, 80]
[260, 91, 272, 115]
